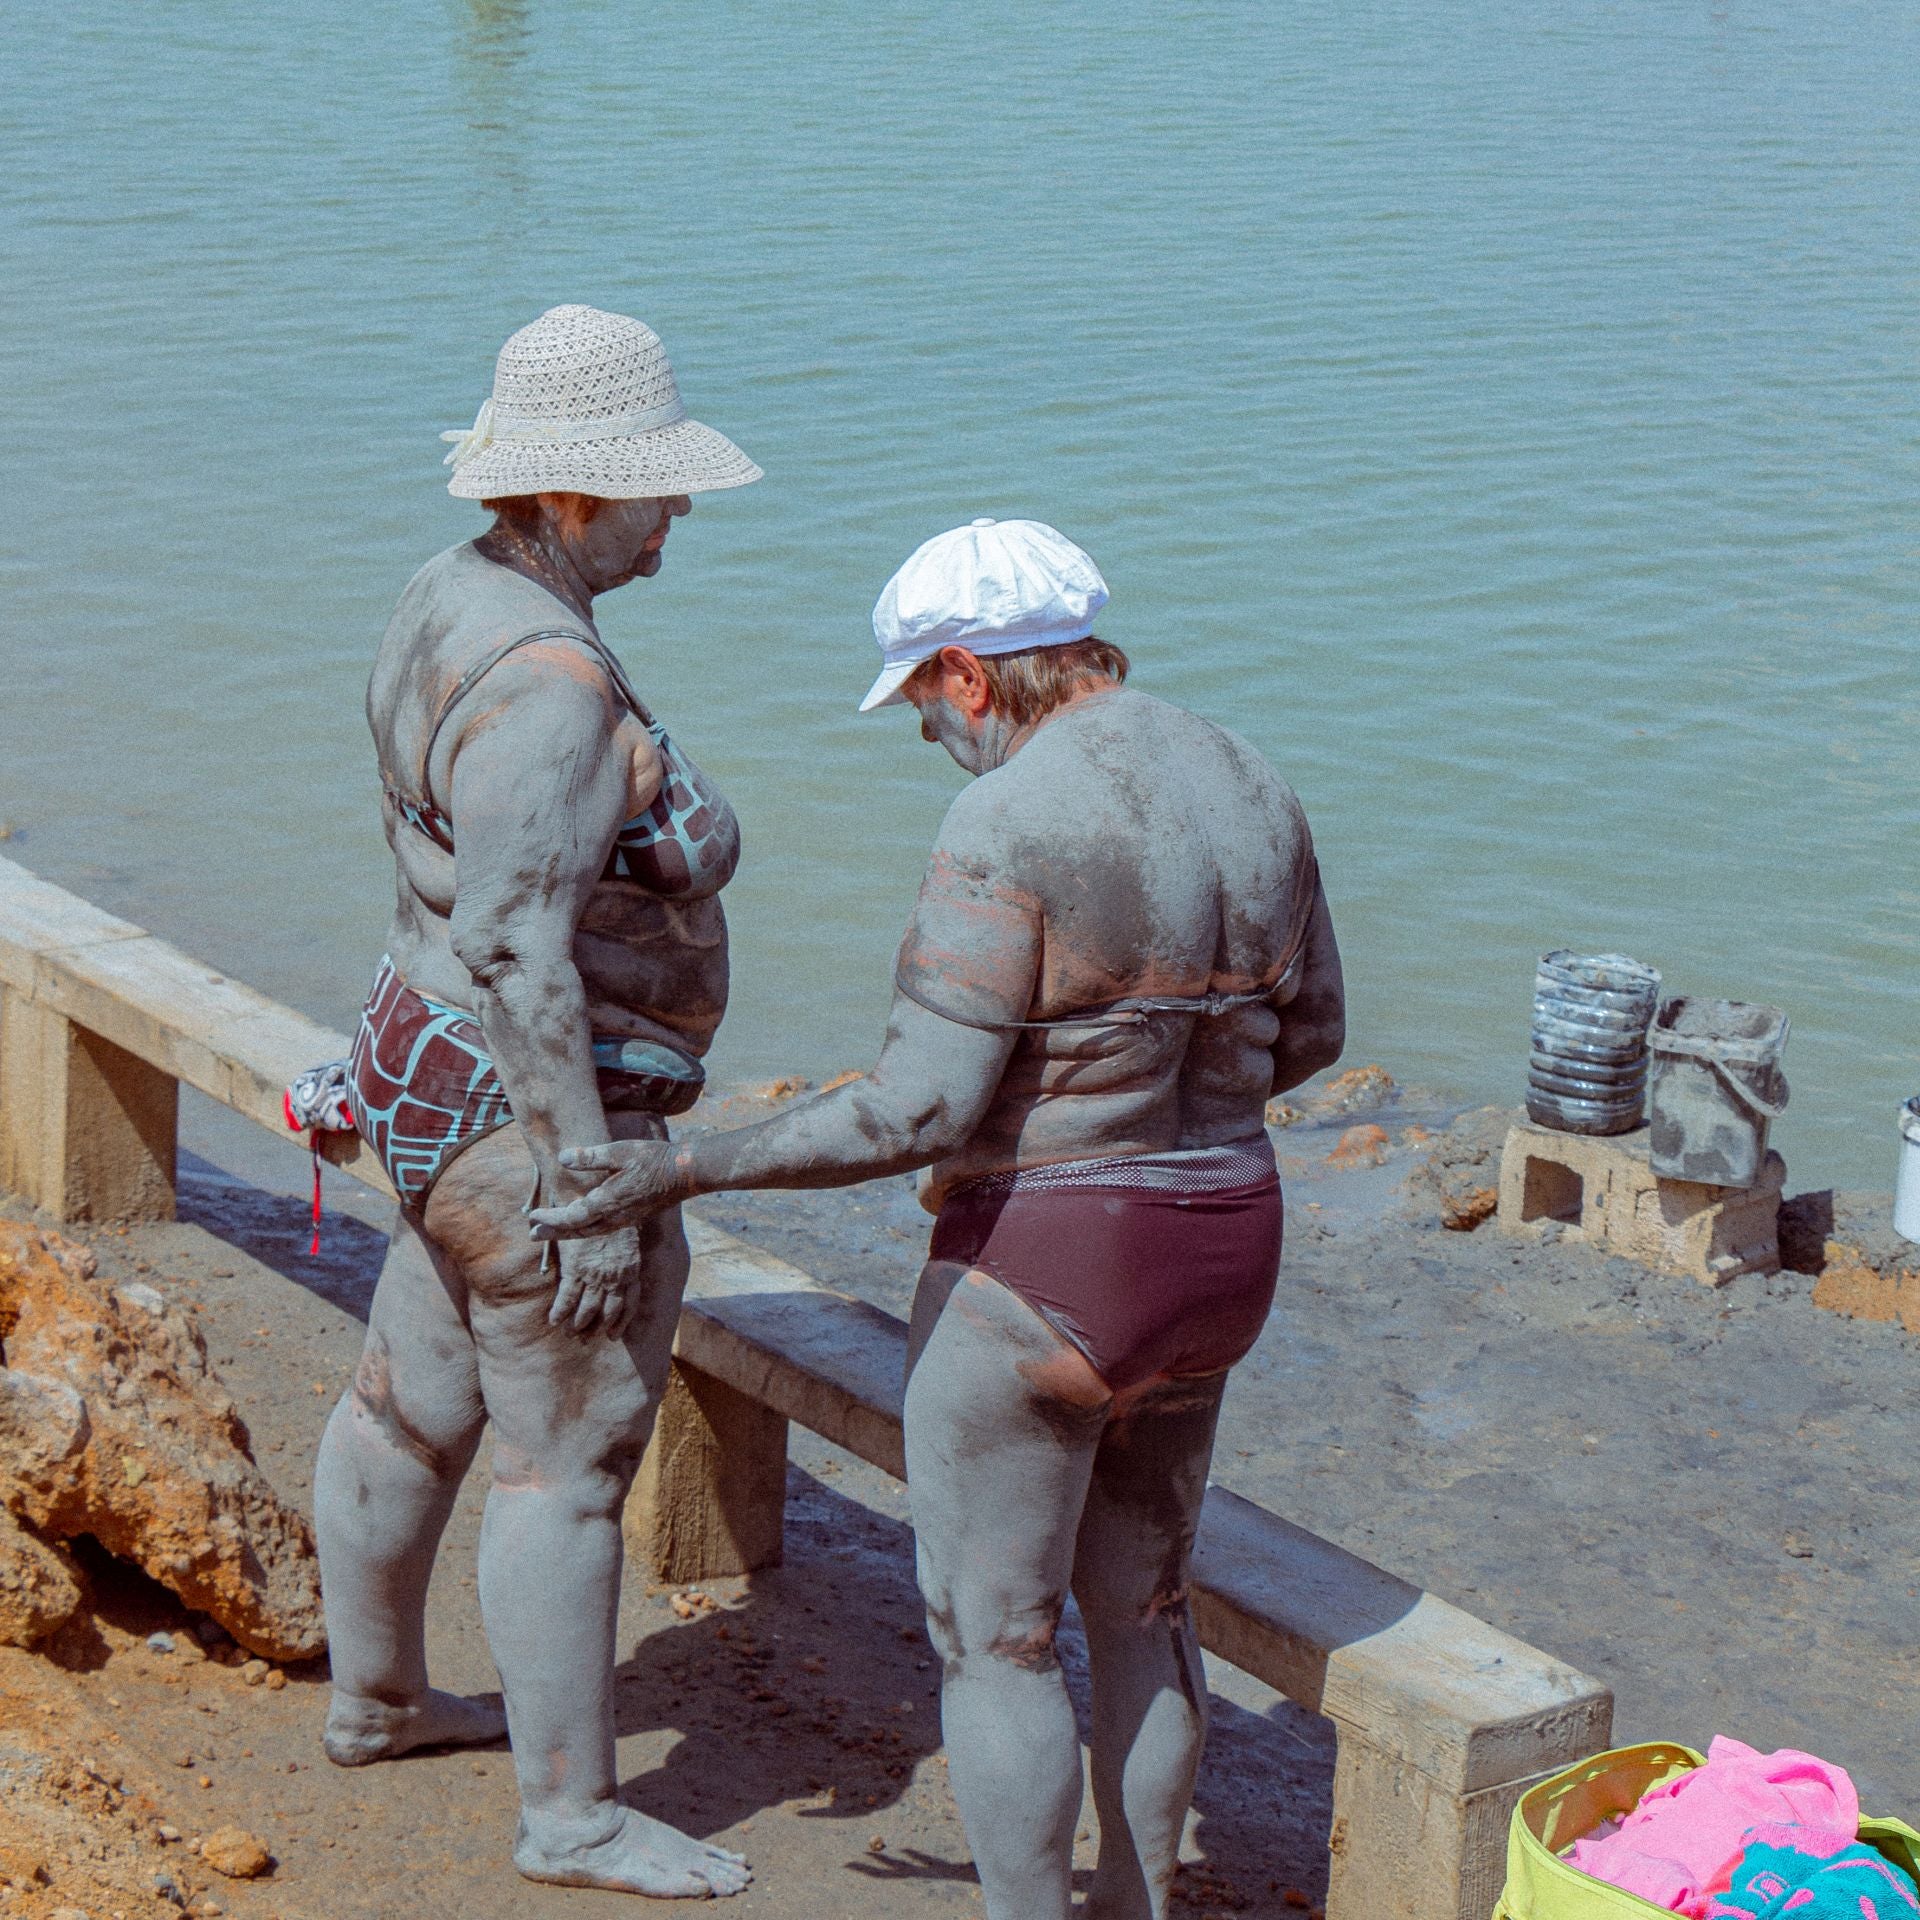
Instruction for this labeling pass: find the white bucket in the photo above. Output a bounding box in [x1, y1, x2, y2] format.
[1895, 1098, 1920, 1245]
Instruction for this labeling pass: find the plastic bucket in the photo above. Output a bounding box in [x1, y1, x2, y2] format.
[1894, 1099, 1920, 1246]
[1528, 951, 1660, 1136]
[1646, 997, 1789, 1188]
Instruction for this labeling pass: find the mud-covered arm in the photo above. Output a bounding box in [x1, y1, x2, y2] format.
[1269, 866, 1345, 1095]
[530, 795, 1038, 1233]
[442, 662, 656, 1206]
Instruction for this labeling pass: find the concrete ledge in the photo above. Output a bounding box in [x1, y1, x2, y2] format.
[1191, 1487, 1610, 1797]
[0, 856, 394, 1199]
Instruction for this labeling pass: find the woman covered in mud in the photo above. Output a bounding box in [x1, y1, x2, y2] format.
[534, 517, 1347, 1920]
[313, 305, 758, 1899]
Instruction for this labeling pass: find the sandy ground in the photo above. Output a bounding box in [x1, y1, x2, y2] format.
[4, 1070, 1918, 1918]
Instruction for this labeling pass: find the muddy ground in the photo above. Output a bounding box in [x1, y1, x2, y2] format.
[3, 1071, 1917, 1919]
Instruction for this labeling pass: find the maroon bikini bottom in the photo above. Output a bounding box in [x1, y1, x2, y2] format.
[930, 1135, 1282, 1392]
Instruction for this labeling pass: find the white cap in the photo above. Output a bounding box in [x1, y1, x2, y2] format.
[860, 517, 1110, 713]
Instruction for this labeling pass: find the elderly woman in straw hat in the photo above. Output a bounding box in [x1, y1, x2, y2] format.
[312, 305, 758, 1898]
[535, 518, 1346, 1920]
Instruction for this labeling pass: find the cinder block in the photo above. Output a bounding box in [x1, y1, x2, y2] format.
[1496, 1122, 1780, 1285]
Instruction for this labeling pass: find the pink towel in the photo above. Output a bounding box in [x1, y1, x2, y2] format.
[1567, 1738, 1861, 1918]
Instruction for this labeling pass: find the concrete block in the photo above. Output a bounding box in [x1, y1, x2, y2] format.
[0, 987, 176, 1222]
[628, 1359, 788, 1582]
[1497, 1122, 1781, 1284]
[1326, 1736, 1566, 1920]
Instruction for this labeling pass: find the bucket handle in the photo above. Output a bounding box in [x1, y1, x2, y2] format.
[1649, 1031, 1790, 1118]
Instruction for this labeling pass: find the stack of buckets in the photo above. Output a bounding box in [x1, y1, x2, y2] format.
[1529, 950, 1791, 1191]
[1528, 951, 1661, 1137]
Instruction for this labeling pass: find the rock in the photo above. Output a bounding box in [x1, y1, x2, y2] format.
[1782, 1191, 1920, 1333]
[1812, 1251, 1920, 1333]
[1406, 1105, 1518, 1231]
[264, 1667, 287, 1691]
[240, 1658, 267, 1686]
[201, 1826, 271, 1879]
[0, 1220, 325, 1661]
[0, 1504, 85, 1647]
[1264, 1099, 1305, 1129]
[147, 1630, 175, 1654]
[1310, 1064, 1396, 1114]
[1442, 1184, 1499, 1232]
[1326, 1124, 1390, 1171]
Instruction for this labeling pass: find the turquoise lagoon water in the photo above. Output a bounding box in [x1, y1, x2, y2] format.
[1, 2, 1916, 1190]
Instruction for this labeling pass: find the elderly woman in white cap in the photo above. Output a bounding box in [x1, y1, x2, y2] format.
[312, 305, 757, 1899]
[535, 518, 1347, 1920]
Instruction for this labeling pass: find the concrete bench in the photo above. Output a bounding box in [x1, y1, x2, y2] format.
[0, 853, 1613, 1920]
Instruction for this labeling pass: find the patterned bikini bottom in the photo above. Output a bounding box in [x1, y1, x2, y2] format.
[346, 955, 703, 1207]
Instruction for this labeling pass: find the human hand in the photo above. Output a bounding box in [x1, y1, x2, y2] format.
[547, 1225, 643, 1336]
[528, 1140, 686, 1241]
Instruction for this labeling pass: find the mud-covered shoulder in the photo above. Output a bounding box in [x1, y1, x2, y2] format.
[929, 757, 1038, 867]
[1203, 713, 1314, 856]
[370, 541, 601, 765]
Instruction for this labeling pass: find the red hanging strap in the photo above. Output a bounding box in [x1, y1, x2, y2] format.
[309, 1135, 324, 1257]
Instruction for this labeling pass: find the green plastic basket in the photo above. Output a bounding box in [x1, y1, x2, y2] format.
[1494, 1741, 1920, 1920]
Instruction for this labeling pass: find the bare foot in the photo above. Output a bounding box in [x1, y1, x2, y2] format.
[514, 1807, 753, 1898]
[323, 1687, 507, 1766]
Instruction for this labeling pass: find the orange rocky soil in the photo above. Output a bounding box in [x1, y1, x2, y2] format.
[0, 1637, 280, 1920]
[0, 1222, 321, 1662]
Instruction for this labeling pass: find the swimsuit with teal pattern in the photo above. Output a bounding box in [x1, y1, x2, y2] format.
[384, 625, 739, 900]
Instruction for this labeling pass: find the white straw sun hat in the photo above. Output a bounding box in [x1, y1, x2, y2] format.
[441, 304, 761, 500]
[860, 517, 1109, 712]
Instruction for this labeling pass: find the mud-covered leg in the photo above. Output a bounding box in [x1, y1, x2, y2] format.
[1073, 1374, 1228, 1920]
[433, 1124, 749, 1900]
[314, 1209, 504, 1764]
[905, 1263, 1111, 1920]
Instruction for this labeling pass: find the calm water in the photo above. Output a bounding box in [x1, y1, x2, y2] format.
[2, 3, 1916, 1191]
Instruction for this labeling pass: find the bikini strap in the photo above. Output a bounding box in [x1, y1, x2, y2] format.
[416, 625, 649, 811]
[893, 973, 1284, 1033]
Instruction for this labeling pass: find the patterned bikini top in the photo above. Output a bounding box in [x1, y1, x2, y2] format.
[385, 626, 740, 901]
